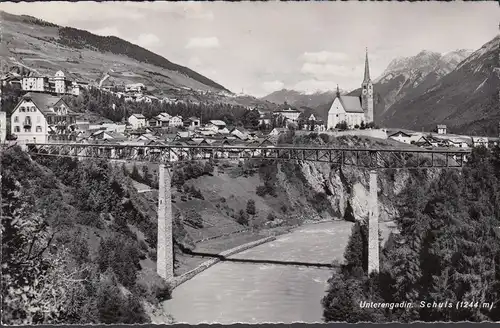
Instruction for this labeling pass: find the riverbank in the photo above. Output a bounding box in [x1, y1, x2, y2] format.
[175, 218, 337, 276]
[171, 235, 277, 289]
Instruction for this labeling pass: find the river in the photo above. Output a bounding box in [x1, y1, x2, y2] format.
[162, 220, 396, 324]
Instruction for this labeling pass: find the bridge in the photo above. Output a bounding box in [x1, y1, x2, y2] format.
[24, 142, 471, 281]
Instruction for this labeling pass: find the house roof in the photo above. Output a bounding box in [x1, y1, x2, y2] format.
[209, 120, 226, 126]
[131, 113, 145, 119]
[388, 131, 412, 138]
[19, 92, 74, 116]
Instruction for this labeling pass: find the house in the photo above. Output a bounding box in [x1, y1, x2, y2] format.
[10, 92, 77, 143]
[388, 131, 413, 144]
[184, 117, 201, 129]
[437, 125, 447, 135]
[136, 96, 152, 103]
[230, 127, 249, 140]
[71, 82, 80, 96]
[0, 111, 6, 143]
[269, 127, 288, 136]
[169, 115, 183, 127]
[472, 137, 489, 148]
[22, 76, 50, 92]
[156, 113, 171, 127]
[75, 119, 90, 131]
[298, 108, 326, 132]
[148, 117, 160, 127]
[128, 114, 147, 129]
[258, 112, 273, 127]
[208, 120, 227, 130]
[53, 70, 72, 94]
[125, 83, 146, 93]
[273, 106, 301, 122]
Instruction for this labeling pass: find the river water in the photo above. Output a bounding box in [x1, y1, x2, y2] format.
[162, 221, 363, 324]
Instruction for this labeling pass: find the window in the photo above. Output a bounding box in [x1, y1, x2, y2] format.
[20, 107, 26, 112]
[14, 116, 19, 123]
[14, 126, 20, 132]
[32, 107, 37, 112]
[24, 127, 31, 133]
[24, 116, 32, 126]
[36, 126, 42, 132]
[363, 85, 366, 90]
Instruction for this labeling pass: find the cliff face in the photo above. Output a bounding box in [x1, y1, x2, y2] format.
[292, 162, 400, 222]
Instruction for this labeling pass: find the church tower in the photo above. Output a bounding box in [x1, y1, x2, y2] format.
[361, 48, 374, 124]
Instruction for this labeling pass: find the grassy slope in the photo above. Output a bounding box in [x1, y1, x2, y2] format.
[0, 11, 225, 93]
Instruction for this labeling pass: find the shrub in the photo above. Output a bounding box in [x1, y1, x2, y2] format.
[236, 209, 249, 226]
[256, 185, 267, 197]
[246, 199, 256, 216]
[267, 212, 276, 221]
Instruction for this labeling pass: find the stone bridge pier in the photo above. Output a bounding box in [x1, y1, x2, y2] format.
[157, 164, 174, 281]
[368, 170, 380, 274]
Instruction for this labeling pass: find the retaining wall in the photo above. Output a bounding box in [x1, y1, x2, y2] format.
[170, 235, 276, 289]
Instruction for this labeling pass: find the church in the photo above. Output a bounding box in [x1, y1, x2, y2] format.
[326, 50, 374, 129]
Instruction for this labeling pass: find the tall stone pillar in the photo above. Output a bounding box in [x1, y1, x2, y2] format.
[368, 170, 379, 274]
[157, 164, 173, 280]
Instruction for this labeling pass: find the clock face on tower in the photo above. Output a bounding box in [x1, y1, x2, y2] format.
[362, 89, 367, 95]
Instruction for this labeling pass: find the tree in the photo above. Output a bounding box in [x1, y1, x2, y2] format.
[236, 209, 249, 226]
[335, 121, 348, 131]
[246, 199, 256, 216]
[344, 200, 356, 222]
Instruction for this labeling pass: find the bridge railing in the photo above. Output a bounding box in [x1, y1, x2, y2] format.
[25, 142, 471, 169]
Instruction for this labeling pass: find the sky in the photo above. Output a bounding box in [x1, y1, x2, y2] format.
[0, 1, 498, 97]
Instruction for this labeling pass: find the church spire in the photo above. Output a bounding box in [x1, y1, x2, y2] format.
[336, 84, 340, 97]
[363, 47, 371, 83]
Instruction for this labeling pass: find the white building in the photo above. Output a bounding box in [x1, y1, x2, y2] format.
[54, 70, 67, 94]
[437, 125, 447, 135]
[22, 76, 49, 92]
[0, 111, 6, 143]
[125, 83, 146, 93]
[273, 107, 301, 122]
[169, 115, 183, 127]
[128, 113, 147, 129]
[10, 93, 77, 143]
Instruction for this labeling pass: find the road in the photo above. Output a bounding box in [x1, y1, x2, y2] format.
[162, 220, 397, 324]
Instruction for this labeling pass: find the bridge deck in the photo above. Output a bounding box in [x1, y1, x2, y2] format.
[25, 142, 471, 169]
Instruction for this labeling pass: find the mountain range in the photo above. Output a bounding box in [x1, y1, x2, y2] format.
[261, 43, 499, 136]
[379, 36, 500, 135]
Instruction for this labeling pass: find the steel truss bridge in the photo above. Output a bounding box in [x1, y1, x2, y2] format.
[25, 142, 471, 170]
[22, 142, 472, 281]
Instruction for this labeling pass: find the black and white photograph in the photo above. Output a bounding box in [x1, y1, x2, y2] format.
[0, 0, 499, 325]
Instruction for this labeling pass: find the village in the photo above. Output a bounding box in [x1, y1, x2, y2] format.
[0, 68, 499, 151]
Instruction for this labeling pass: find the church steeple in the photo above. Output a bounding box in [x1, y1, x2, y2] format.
[336, 84, 340, 98]
[363, 47, 371, 83]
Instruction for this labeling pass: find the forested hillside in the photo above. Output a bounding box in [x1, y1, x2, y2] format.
[1, 147, 172, 324]
[62, 88, 261, 125]
[322, 146, 500, 322]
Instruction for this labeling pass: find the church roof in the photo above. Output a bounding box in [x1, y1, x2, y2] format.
[338, 95, 364, 113]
